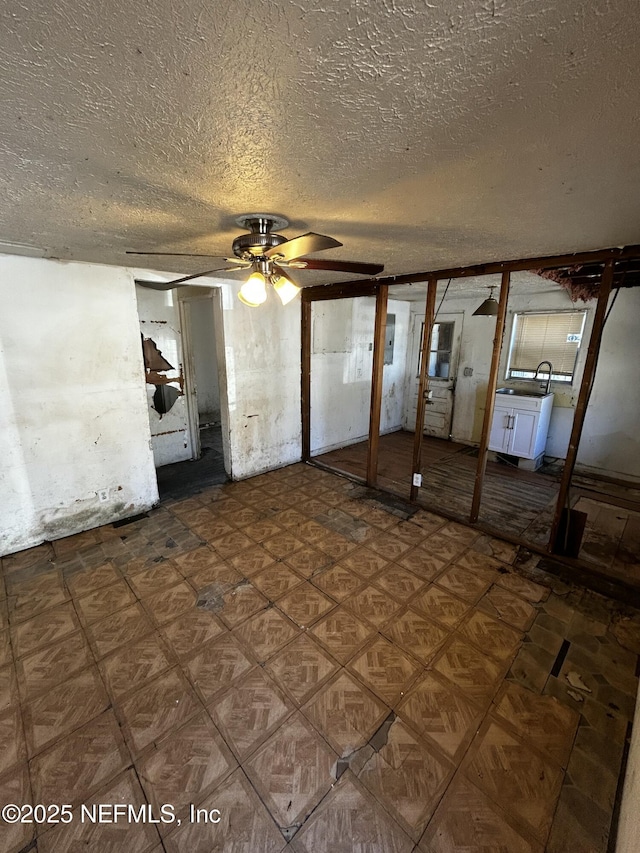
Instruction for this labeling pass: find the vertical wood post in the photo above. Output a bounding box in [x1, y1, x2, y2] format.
[410, 278, 438, 501]
[548, 259, 615, 550]
[470, 271, 511, 522]
[367, 285, 388, 487]
[301, 297, 312, 462]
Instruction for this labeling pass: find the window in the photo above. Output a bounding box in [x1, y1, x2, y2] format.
[506, 311, 586, 383]
[417, 321, 455, 379]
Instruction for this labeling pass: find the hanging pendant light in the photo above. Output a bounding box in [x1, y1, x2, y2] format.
[238, 270, 268, 306]
[473, 285, 499, 316]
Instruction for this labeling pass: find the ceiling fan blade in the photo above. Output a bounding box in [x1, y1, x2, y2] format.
[127, 250, 229, 259]
[265, 232, 342, 262]
[288, 258, 384, 275]
[135, 266, 245, 290]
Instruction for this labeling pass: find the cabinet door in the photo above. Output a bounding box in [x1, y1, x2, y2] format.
[489, 407, 511, 452]
[509, 410, 539, 458]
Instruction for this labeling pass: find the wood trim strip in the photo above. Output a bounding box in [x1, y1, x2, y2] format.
[301, 298, 312, 461]
[549, 259, 615, 551]
[410, 278, 438, 501]
[366, 285, 389, 487]
[470, 270, 511, 522]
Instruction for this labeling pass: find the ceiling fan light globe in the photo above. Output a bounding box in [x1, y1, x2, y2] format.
[273, 274, 301, 306]
[238, 272, 267, 306]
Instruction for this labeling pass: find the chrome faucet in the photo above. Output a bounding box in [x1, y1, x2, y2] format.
[534, 361, 553, 394]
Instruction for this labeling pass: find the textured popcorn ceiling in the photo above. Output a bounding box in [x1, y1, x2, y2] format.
[1, 0, 639, 283]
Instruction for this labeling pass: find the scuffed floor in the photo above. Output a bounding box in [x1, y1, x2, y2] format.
[1, 463, 639, 852]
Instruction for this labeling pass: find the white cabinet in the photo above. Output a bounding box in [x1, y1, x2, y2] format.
[489, 393, 554, 460]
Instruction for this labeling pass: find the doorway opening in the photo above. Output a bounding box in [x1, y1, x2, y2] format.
[135, 282, 229, 501]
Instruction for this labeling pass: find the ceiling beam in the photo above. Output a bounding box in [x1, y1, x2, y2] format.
[319, 244, 640, 292]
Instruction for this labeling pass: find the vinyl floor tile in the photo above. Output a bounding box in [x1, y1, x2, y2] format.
[117, 667, 201, 756]
[459, 609, 523, 663]
[244, 712, 337, 831]
[373, 565, 426, 602]
[463, 718, 564, 844]
[234, 607, 300, 662]
[137, 710, 236, 830]
[210, 668, 292, 761]
[435, 564, 492, 603]
[65, 562, 121, 598]
[302, 671, 389, 758]
[85, 602, 155, 658]
[161, 605, 224, 655]
[312, 564, 364, 601]
[432, 636, 506, 704]
[0, 764, 34, 852]
[99, 633, 173, 699]
[0, 704, 26, 775]
[358, 719, 453, 839]
[290, 770, 413, 853]
[420, 776, 542, 853]
[38, 768, 160, 853]
[29, 709, 129, 806]
[277, 582, 336, 627]
[163, 768, 286, 853]
[185, 633, 254, 702]
[16, 630, 94, 701]
[349, 636, 422, 705]
[397, 670, 483, 761]
[493, 681, 580, 768]
[252, 563, 305, 599]
[22, 665, 109, 757]
[266, 633, 340, 705]
[74, 579, 136, 625]
[310, 606, 375, 664]
[382, 609, 449, 665]
[411, 584, 471, 628]
[478, 584, 538, 631]
[343, 584, 403, 629]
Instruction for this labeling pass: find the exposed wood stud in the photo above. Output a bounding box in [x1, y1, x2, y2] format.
[410, 278, 438, 502]
[549, 259, 615, 551]
[470, 270, 511, 523]
[324, 244, 640, 292]
[367, 286, 389, 487]
[301, 298, 312, 462]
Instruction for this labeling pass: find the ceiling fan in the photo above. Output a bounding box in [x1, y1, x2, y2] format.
[128, 214, 384, 306]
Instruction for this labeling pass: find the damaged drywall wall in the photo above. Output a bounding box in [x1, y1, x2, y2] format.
[310, 298, 410, 456]
[218, 280, 301, 479]
[0, 254, 158, 556]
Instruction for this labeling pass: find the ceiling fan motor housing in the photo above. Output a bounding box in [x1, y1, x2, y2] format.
[232, 214, 288, 260]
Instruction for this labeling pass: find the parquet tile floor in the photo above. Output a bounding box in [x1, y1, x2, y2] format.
[0, 462, 638, 852]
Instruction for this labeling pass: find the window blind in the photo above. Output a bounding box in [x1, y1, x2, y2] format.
[509, 312, 586, 378]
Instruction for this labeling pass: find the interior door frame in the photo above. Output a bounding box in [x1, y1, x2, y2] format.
[177, 296, 201, 461]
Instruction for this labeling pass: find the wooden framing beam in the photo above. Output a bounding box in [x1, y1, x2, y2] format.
[470, 271, 511, 523]
[410, 278, 438, 501]
[549, 259, 615, 551]
[366, 285, 389, 487]
[301, 298, 312, 462]
[301, 281, 379, 302]
[323, 244, 640, 292]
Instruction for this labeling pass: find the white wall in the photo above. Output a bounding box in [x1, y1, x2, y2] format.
[381, 301, 411, 433]
[190, 296, 220, 424]
[218, 281, 302, 479]
[0, 255, 158, 556]
[578, 287, 640, 481]
[310, 298, 409, 456]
